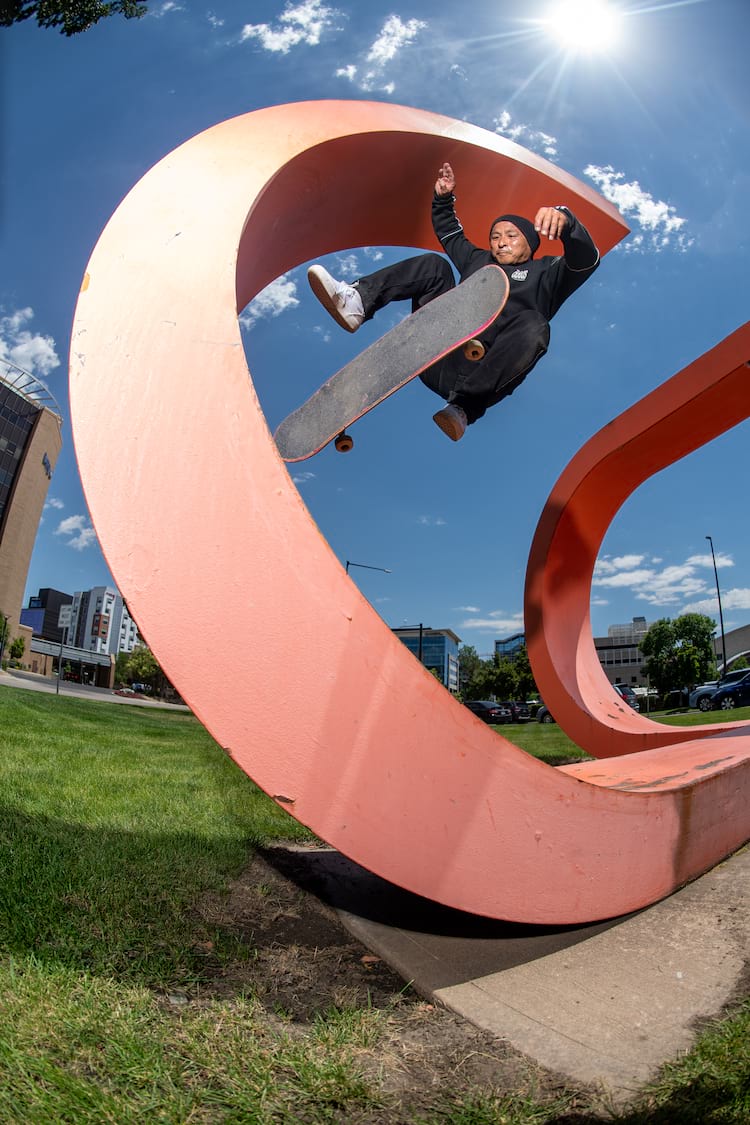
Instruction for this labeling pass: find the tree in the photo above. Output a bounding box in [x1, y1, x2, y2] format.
[458, 645, 483, 696]
[0, 1, 147, 36]
[488, 655, 518, 700]
[9, 636, 25, 661]
[512, 644, 537, 700]
[114, 649, 131, 685]
[0, 611, 9, 667]
[640, 614, 717, 697]
[117, 642, 177, 699]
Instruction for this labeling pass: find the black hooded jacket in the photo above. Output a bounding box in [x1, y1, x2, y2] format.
[432, 192, 599, 323]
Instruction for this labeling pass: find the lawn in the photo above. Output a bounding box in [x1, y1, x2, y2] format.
[0, 684, 747, 1123]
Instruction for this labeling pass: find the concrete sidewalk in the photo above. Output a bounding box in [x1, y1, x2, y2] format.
[277, 844, 749, 1099]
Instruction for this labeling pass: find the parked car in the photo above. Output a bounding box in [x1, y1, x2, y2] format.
[689, 681, 718, 710]
[498, 700, 531, 723]
[693, 669, 748, 711]
[613, 682, 640, 711]
[706, 671, 750, 712]
[536, 704, 555, 724]
[464, 700, 513, 725]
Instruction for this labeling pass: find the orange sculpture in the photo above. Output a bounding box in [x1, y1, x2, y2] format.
[69, 101, 750, 923]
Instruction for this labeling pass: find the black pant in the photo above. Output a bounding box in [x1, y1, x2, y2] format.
[355, 254, 550, 424]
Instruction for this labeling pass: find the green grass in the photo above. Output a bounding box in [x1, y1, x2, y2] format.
[494, 703, 750, 766]
[491, 719, 593, 764]
[654, 704, 750, 726]
[0, 684, 747, 1124]
[0, 688, 311, 990]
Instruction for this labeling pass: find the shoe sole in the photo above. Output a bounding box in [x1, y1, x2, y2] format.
[433, 410, 465, 442]
[307, 266, 358, 333]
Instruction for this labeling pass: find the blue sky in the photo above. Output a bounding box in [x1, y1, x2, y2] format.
[2, 0, 748, 656]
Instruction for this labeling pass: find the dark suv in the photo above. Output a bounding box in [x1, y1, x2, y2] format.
[498, 700, 531, 723]
[707, 671, 750, 712]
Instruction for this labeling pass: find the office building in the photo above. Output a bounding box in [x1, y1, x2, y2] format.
[0, 361, 63, 648]
[20, 587, 74, 644]
[392, 626, 461, 691]
[494, 633, 526, 660]
[69, 585, 140, 656]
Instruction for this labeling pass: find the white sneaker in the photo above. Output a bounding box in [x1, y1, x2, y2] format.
[307, 265, 365, 333]
[433, 403, 468, 442]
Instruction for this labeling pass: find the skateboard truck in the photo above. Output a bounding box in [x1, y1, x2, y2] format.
[334, 430, 354, 453]
[463, 338, 486, 361]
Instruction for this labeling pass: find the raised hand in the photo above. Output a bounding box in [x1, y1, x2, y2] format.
[435, 162, 456, 196]
[534, 206, 569, 240]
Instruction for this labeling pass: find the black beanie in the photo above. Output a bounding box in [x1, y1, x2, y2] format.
[490, 214, 540, 257]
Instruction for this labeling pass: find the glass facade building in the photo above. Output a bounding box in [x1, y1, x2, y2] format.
[391, 627, 461, 692]
[0, 382, 39, 529]
[495, 633, 526, 660]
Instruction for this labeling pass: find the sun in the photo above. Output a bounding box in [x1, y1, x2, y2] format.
[544, 0, 624, 53]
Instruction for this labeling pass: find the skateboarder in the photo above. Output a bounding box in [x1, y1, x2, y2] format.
[308, 161, 600, 442]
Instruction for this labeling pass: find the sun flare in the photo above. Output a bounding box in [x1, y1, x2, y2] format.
[544, 0, 624, 53]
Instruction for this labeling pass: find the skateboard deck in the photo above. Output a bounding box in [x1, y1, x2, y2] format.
[275, 265, 509, 462]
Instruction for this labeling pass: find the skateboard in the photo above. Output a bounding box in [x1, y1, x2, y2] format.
[274, 265, 509, 462]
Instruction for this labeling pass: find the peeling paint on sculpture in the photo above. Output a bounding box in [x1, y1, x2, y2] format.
[69, 101, 750, 923]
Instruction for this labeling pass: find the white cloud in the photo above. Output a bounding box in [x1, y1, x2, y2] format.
[335, 253, 360, 279]
[593, 550, 737, 609]
[291, 470, 315, 485]
[686, 552, 734, 570]
[241, 0, 338, 54]
[207, 11, 224, 29]
[0, 307, 60, 378]
[239, 275, 299, 331]
[455, 605, 480, 613]
[366, 14, 426, 64]
[336, 14, 427, 93]
[151, 1, 184, 16]
[44, 497, 65, 510]
[683, 589, 750, 615]
[55, 515, 97, 552]
[494, 111, 558, 159]
[584, 165, 694, 253]
[418, 515, 446, 526]
[458, 611, 525, 634]
[594, 553, 645, 575]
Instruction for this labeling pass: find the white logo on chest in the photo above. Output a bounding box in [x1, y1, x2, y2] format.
[511, 268, 529, 282]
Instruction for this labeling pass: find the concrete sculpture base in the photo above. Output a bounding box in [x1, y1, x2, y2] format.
[70, 101, 750, 922]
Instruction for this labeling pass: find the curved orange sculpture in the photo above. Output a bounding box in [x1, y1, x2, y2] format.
[69, 101, 750, 923]
[526, 322, 750, 757]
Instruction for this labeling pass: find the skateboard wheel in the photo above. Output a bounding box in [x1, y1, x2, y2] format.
[463, 338, 485, 361]
[335, 431, 354, 453]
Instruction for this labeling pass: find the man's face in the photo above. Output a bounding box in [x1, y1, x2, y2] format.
[489, 221, 532, 265]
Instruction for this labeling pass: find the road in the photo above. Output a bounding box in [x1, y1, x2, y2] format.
[0, 668, 188, 709]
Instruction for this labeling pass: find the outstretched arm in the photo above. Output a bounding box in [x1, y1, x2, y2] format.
[535, 205, 599, 270]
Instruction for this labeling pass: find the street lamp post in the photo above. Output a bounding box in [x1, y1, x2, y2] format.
[345, 560, 392, 577]
[705, 535, 728, 674]
[399, 624, 428, 663]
